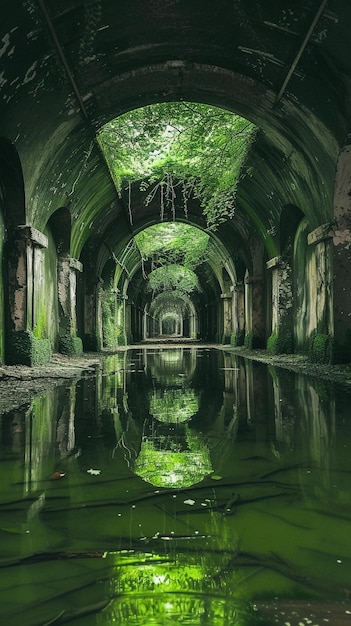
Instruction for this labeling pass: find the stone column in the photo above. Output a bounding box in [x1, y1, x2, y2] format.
[332, 140, 351, 361]
[266, 255, 293, 353]
[232, 283, 245, 345]
[84, 276, 103, 351]
[57, 255, 83, 355]
[244, 270, 265, 348]
[6, 225, 50, 365]
[307, 224, 333, 362]
[221, 291, 232, 344]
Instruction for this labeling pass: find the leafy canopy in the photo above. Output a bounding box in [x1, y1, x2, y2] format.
[98, 102, 257, 228]
[134, 222, 208, 297]
[135, 222, 209, 269]
[148, 264, 199, 295]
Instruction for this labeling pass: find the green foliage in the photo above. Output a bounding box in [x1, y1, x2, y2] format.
[148, 264, 199, 296]
[59, 334, 83, 356]
[7, 331, 51, 366]
[134, 428, 213, 488]
[98, 102, 257, 228]
[267, 330, 293, 355]
[149, 388, 199, 422]
[244, 332, 253, 348]
[135, 223, 208, 300]
[309, 332, 333, 364]
[135, 222, 209, 270]
[116, 327, 127, 346]
[101, 291, 116, 348]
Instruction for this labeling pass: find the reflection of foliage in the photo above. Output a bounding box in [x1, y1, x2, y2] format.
[98, 102, 257, 228]
[101, 552, 261, 625]
[149, 388, 199, 422]
[134, 428, 213, 487]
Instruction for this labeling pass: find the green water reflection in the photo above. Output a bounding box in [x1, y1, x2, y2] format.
[0, 347, 351, 625]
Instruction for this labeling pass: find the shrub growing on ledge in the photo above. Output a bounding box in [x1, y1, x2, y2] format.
[7, 330, 52, 366]
[309, 333, 334, 364]
[267, 330, 293, 355]
[59, 334, 83, 356]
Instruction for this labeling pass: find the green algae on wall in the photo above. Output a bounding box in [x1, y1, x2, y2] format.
[33, 229, 59, 349]
[7, 330, 51, 366]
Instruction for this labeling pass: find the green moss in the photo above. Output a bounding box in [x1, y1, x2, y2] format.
[7, 330, 52, 366]
[221, 332, 231, 344]
[244, 332, 253, 348]
[59, 334, 83, 356]
[33, 309, 47, 339]
[308, 332, 333, 364]
[267, 330, 293, 355]
[230, 330, 245, 347]
[116, 328, 127, 346]
[102, 295, 116, 348]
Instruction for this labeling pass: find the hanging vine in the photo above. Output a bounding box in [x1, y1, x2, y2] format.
[97, 102, 257, 229]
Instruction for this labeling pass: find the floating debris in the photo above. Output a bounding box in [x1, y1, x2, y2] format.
[87, 468, 101, 476]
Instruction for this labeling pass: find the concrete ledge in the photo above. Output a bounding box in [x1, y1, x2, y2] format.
[16, 225, 48, 248]
[69, 258, 83, 272]
[266, 256, 280, 269]
[307, 223, 333, 245]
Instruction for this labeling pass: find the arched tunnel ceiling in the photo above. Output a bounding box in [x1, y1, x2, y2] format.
[1, 0, 351, 266]
[110, 225, 235, 313]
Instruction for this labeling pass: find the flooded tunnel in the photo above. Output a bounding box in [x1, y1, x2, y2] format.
[1, 1, 351, 624]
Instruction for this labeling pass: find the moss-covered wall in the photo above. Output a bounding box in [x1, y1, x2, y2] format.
[294, 219, 315, 352]
[0, 210, 4, 363]
[32, 228, 59, 351]
[294, 218, 334, 357]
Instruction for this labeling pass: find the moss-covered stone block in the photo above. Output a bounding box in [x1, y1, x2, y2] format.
[230, 330, 244, 346]
[267, 330, 293, 355]
[83, 333, 100, 352]
[308, 333, 333, 364]
[244, 332, 253, 348]
[59, 334, 83, 356]
[7, 330, 52, 366]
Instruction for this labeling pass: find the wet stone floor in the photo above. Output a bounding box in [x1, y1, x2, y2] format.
[0, 346, 351, 625]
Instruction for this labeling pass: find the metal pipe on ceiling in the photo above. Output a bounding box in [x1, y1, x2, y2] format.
[275, 0, 329, 106]
[37, 0, 89, 121]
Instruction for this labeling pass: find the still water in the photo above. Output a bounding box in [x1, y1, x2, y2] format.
[1, 347, 351, 626]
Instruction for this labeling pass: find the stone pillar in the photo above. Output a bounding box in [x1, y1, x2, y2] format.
[307, 224, 334, 362]
[232, 283, 245, 345]
[84, 276, 103, 351]
[6, 225, 51, 365]
[244, 270, 265, 348]
[266, 255, 293, 353]
[57, 255, 83, 355]
[221, 291, 232, 344]
[332, 140, 351, 361]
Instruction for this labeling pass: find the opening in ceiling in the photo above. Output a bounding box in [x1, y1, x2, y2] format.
[131, 222, 209, 337]
[98, 102, 257, 229]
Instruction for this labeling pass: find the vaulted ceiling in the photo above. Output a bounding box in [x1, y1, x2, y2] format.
[1, 0, 350, 290]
